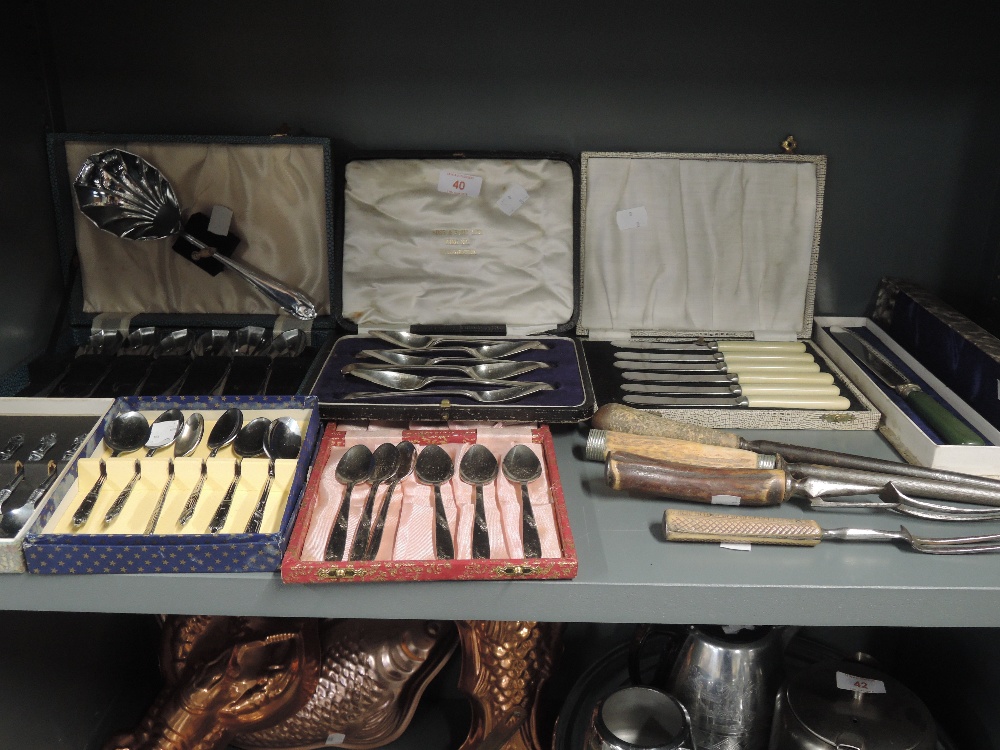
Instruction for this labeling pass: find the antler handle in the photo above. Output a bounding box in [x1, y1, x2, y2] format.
[663, 509, 822, 546]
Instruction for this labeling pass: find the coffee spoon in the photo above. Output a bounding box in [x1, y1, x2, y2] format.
[208, 417, 269, 533]
[244, 416, 302, 534]
[325, 444, 373, 561]
[72, 411, 150, 527]
[349, 443, 399, 560]
[343, 359, 549, 380]
[502, 445, 543, 558]
[176, 408, 243, 527]
[415, 445, 455, 560]
[344, 382, 554, 403]
[144, 413, 204, 534]
[104, 409, 184, 524]
[460, 445, 499, 559]
[346, 369, 544, 392]
[365, 441, 416, 560]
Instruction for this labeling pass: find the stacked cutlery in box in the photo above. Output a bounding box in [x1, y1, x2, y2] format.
[282, 422, 577, 583]
[309, 332, 594, 422]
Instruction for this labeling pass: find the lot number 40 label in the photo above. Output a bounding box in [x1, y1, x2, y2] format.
[438, 170, 483, 197]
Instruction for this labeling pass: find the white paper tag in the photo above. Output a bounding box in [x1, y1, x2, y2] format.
[711, 494, 742, 506]
[722, 624, 752, 634]
[836, 671, 887, 694]
[720, 543, 752, 551]
[496, 184, 530, 215]
[208, 205, 234, 235]
[324, 732, 346, 745]
[148, 421, 180, 445]
[616, 206, 648, 230]
[437, 170, 483, 197]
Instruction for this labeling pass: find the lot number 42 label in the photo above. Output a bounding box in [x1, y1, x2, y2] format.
[836, 671, 886, 694]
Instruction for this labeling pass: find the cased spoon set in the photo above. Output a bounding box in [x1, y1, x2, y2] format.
[323, 441, 548, 562]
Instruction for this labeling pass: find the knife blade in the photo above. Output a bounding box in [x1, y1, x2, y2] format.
[611, 339, 807, 353]
[620, 370, 837, 385]
[615, 359, 822, 373]
[621, 383, 842, 397]
[829, 327, 985, 446]
[623, 393, 850, 409]
[614, 350, 816, 364]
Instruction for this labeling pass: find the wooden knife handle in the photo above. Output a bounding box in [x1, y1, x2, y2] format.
[589, 430, 761, 468]
[591, 404, 741, 449]
[663, 508, 822, 546]
[606, 452, 787, 506]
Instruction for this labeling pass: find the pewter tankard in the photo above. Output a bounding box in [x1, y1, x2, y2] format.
[663, 625, 784, 750]
[584, 686, 696, 750]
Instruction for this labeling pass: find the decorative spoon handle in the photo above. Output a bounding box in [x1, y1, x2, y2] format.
[104, 460, 142, 525]
[73, 460, 107, 527]
[177, 460, 208, 527]
[208, 461, 242, 533]
[433, 485, 454, 560]
[519, 482, 542, 558]
[472, 484, 491, 559]
[325, 481, 356, 561]
[364, 480, 399, 561]
[244, 459, 275, 534]
[144, 460, 174, 535]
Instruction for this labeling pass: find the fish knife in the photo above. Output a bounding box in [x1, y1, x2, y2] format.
[621, 383, 842, 397]
[620, 370, 836, 385]
[829, 327, 984, 446]
[615, 360, 822, 374]
[623, 393, 850, 409]
[612, 340, 807, 353]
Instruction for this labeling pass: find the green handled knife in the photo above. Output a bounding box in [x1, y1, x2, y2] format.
[830, 327, 985, 446]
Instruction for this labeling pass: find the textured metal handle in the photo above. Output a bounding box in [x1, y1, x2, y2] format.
[664, 509, 822, 546]
[207, 461, 241, 533]
[144, 461, 174, 535]
[519, 482, 542, 558]
[176, 460, 208, 527]
[364, 480, 399, 560]
[244, 459, 275, 534]
[72, 461, 106, 527]
[103, 460, 142, 525]
[325, 482, 355, 561]
[209, 251, 317, 321]
[472, 484, 491, 559]
[349, 481, 382, 560]
[433, 485, 455, 560]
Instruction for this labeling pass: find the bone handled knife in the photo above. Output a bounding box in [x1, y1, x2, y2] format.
[621, 370, 837, 385]
[621, 383, 843, 397]
[612, 339, 807, 353]
[829, 327, 985, 446]
[614, 350, 817, 364]
[624, 394, 851, 409]
[615, 360, 822, 374]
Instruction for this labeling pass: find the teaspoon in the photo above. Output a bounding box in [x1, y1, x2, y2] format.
[358, 351, 551, 370]
[0, 460, 56, 537]
[324, 444, 373, 561]
[415, 444, 455, 560]
[365, 441, 415, 560]
[343, 360, 549, 380]
[344, 383, 553, 403]
[207, 417, 269, 533]
[144, 413, 204, 535]
[104, 409, 184, 524]
[72, 410, 150, 527]
[176, 408, 243, 527]
[349, 443, 399, 561]
[345, 369, 543, 392]
[460, 445, 499, 559]
[371, 330, 550, 351]
[502, 445, 543, 558]
[244, 416, 302, 534]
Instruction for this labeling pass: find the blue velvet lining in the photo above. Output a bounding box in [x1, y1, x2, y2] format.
[311, 336, 587, 408]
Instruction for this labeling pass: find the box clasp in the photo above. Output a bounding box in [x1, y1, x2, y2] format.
[497, 563, 537, 577]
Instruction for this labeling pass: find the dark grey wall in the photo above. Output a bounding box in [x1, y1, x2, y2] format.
[22, 2, 1000, 337]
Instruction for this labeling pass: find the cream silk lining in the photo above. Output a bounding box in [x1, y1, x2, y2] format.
[65, 141, 331, 316]
[581, 157, 818, 335]
[342, 159, 575, 329]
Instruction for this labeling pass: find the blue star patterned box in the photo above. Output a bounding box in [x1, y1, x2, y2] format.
[23, 395, 319, 574]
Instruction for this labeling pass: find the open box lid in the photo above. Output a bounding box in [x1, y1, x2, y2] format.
[335, 153, 579, 336]
[49, 134, 335, 331]
[578, 152, 826, 341]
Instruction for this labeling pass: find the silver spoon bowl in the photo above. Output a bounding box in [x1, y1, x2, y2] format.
[144, 408, 185, 456]
[365, 441, 416, 560]
[371, 331, 550, 351]
[361, 341, 543, 360]
[345, 369, 544, 392]
[502, 444, 544, 558]
[325, 444, 373, 561]
[358, 351, 551, 370]
[460, 445, 499, 559]
[245, 417, 303, 534]
[343, 360, 548, 380]
[349, 443, 400, 560]
[71, 411, 150, 527]
[415, 445, 455, 560]
[344, 382, 554, 403]
[144, 413, 204, 535]
[175, 407, 242, 528]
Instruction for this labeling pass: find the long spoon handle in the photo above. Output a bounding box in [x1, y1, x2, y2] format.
[325, 482, 355, 561]
[72, 461, 107, 527]
[104, 460, 142, 525]
[244, 459, 275, 534]
[144, 460, 174, 534]
[519, 482, 542, 558]
[349, 482, 381, 560]
[207, 461, 242, 533]
[364, 481, 399, 560]
[472, 484, 490, 559]
[176, 460, 208, 527]
[433, 485, 454, 560]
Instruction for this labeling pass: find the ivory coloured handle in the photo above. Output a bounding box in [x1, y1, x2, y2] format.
[663, 508, 822, 546]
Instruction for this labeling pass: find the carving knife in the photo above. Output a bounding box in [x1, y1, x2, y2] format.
[623, 393, 850, 409]
[591, 404, 1000, 493]
[621, 370, 836, 385]
[612, 339, 807, 353]
[829, 327, 985, 446]
[621, 383, 842, 397]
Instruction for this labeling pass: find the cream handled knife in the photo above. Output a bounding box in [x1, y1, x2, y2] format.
[624, 394, 850, 410]
[621, 383, 842, 397]
[829, 327, 984, 446]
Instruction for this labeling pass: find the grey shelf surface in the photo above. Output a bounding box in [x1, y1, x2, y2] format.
[2, 426, 1000, 626]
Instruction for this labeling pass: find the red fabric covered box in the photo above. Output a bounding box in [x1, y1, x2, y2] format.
[281, 423, 576, 583]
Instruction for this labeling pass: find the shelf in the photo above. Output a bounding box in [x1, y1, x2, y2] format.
[2, 426, 999, 626]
